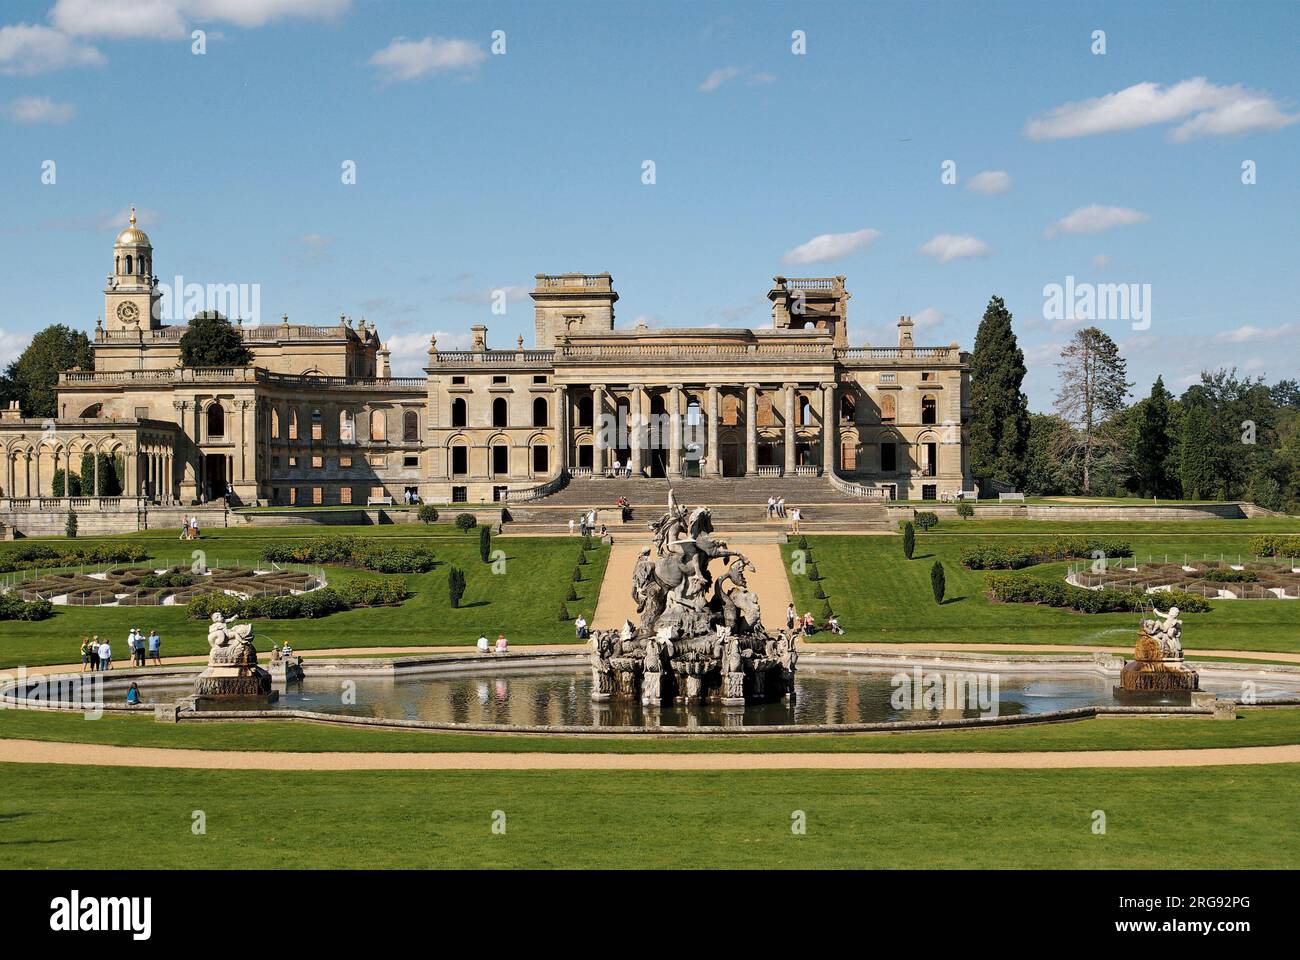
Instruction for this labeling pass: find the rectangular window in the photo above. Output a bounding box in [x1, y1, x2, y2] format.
[339, 487, 352, 505]
[881, 442, 897, 472]
[924, 442, 937, 477]
[312, 423, 322, 441]
[403, 455, 419, 468]
[922, 484, 937, 501]
[451, 446, 468, 476]
[368, 454, 385, 468]
[492, 445, 509, 474]
[532, 444, 549, 474]
[312, 487, 323, 505]
[921, 371, 935, 381]
[452, 485, 468, 503]
[312, 455, 323, 469]
[271, 456, 281, 470]
[339, 455, 352, 468]
[451, 375, 466, 385]
[492, 375, 507, 384]
[370, 486, 384, 501]
[134, 406, 149, 419]
[289, 487, 298, 505]
[533, 375, 548, 384]
[288, 456, 298, 468]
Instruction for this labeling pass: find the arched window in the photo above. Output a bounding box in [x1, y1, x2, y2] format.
[369, 409, 386, 441]
[124, 255, 133, 275]
[271, 407, 281, 438]
[339, 409, 355, 444]
[839, 394, 856, 422]
[756, 392, 774, 426]
[311, 408, 322, 441]
[880, 394, 896, 422]
[577, 395, 593, 428]
[493, 397, 508, 428]
[451, 398, 467, 428]
[403, 410, 419, 442]
[533, 397, 548, 427]
[288, 408, 298, 440]
[206, 402, 225, 438]
[921, 394, 937, 425]
[722, 394, 739, 426]
[798, 395, 813, 425]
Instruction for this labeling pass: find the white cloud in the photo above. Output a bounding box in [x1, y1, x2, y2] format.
[911, 307, 946, 329]
[0, 328, 30, 367]
[51, 0, 350, 39]
[386, 330, 471, 376]
[781, 228, 880, 265]
[966, 170, 1011, 195]
[0, 23, 105, 75]
[918, 233, 992, 263]
[1046, 205, 1149, 238]
[4, 95, 75, 124]
[369, 35, 486, 82]
[1025, 77, 1299, 141]
[698, 66, 774, 92]
[1213, 323, 1296, 343]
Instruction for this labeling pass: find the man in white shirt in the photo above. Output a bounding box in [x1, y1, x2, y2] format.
[767, 496, 776, 518]
[476, 634, 490, 653]
[574, 615, 589, 639]
[99, 640, 112, 670]
[611, 458, 621, 479]
[189, 515, 200, 538]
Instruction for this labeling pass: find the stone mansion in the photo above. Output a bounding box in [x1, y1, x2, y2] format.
[0, 214, 973, 513]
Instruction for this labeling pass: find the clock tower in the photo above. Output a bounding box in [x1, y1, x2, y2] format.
[104, 207, 160, 331]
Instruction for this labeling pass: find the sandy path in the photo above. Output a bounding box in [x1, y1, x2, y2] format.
[593, 540, 793, 630]
[17, 640, 1300, 678]
[1, 739, 1298, 770]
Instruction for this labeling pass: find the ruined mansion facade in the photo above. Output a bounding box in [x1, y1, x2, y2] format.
[0, 216, 973, 511]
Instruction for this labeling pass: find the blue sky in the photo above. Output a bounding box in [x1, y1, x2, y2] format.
[2, 0, 1297, 409]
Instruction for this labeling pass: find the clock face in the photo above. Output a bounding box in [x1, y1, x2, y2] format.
[116, 301, 140, 323]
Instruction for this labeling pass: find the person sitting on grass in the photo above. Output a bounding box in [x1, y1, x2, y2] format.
[824, 614, 844, 635]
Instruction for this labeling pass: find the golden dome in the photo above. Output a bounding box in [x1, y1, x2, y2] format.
[115, 207, 151, 246]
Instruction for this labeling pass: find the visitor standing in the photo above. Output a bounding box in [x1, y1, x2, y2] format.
[790, 507, 801, 535]
[125, 628, 137, 667]
[776, 497, 787, 518]
[568, 518, 575, 536]
[80, 637, 91, 672]
[148, 628, 161, 666]
[88, 636, 100, 671]
[786, 603, 796, 631]
[189, 515, 200, 539]
[612, 457, 621, 479]
[99, 638, 112, 670]
[767, 496, 776, 519]
[179, 516, 189, 540]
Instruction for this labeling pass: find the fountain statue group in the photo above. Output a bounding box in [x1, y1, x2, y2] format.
[193, 611, 275, 701]
[1119, 602, 1199, 696]
[589, 491, 797, 706]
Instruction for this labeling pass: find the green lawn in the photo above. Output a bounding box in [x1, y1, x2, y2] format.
[2, 762, 1296, 868]
[3, 704, 1298, 754]
[785, 521, 1300, 653]
[0, 527, 608, 668]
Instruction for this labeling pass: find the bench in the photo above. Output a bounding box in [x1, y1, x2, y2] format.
[998, 492, 1025, 502]
[367, 496, 394, 506]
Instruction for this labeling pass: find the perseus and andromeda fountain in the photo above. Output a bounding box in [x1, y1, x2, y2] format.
[589, 491, 797, 706]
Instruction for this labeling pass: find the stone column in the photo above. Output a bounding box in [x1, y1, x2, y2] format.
[745, 384, 758, 476]
[706, 385, 720, 476]
[555, 384, 569, 472]
[784, 383, 797, 475]
[592, 385, 607, 473]
[669, 385, 682, 476]
[822, 383, 836, 475]
[630, 385, 644, 476]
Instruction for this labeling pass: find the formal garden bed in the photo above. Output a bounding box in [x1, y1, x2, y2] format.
[1070, 560, 1300, 599]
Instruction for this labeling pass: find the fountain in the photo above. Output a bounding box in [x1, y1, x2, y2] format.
[1117, 603, 1199, 701]
[193, 612, 277, 704]
[589, 491, 796, 707]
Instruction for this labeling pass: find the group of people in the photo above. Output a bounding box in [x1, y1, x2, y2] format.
[606, 459, 635, 478]
[80, 627, 161, 671]
[401, 489, 422, 505]
[569, 511, 609, 539]
[476, 633, 510, 653]
[178, 515, 201, 540]
[785, 602, 843, 637]
[766, 498, 802, 534]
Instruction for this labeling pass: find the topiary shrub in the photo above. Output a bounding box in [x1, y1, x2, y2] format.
[558, 601, 570, 621]
[565, 584, 578, 601]
[454, 513, 478, 532]
[479, 525, 491, 563]
[807, 563, 821, 582]
[417, 504, 440, 525]
[0, 593, 54, 621]
[448, 565, 466, 608]
[902, 521, 915, 560]
[65, 509, 78, 539]
[820, 600, 833, 622]
[813, 583, 826, 600]
[914, 511, 939, 531]
[931, 561, 946, 604]
[572, 565, 582, 582]
[956, 501, 974, 519]
[798, 536, 809, 551]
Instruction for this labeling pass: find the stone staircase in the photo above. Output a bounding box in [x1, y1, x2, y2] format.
[501, 475, 894, 536]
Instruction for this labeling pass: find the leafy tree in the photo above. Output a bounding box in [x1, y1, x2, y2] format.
[416, 504, 439, 524]
[1022, 413, 1078, 495]
[930, 561, 945, 604]
[454, 513, 477, 532]
[178, 312, 253, 367]
[1053, 326, 1132, 492]
[447, 565, 466, 608]
[1179, 400, 1219, 500]
[1271, 379, 1300, 410]
[968, 296, 1030, 493]
[902, 521, 915, 560]
[0, 324, 93, 418]
[1133, 377, 1178, 498]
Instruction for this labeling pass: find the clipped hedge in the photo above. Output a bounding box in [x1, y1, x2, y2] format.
[985, 573, 1212, 614]
[0, 543, 149, 574]
[260, 536, 435, 573]
[961, 537, 1133, 570]
[1249, 535, 1300, 559]
[187, 577, 407, 621]
[0, 592, 54, 621]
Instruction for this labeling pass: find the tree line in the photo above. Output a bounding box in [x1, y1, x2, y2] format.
[968, 296, 1298, 511]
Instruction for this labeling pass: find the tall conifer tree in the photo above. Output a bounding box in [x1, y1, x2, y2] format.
[968, 296, 1030, 494]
